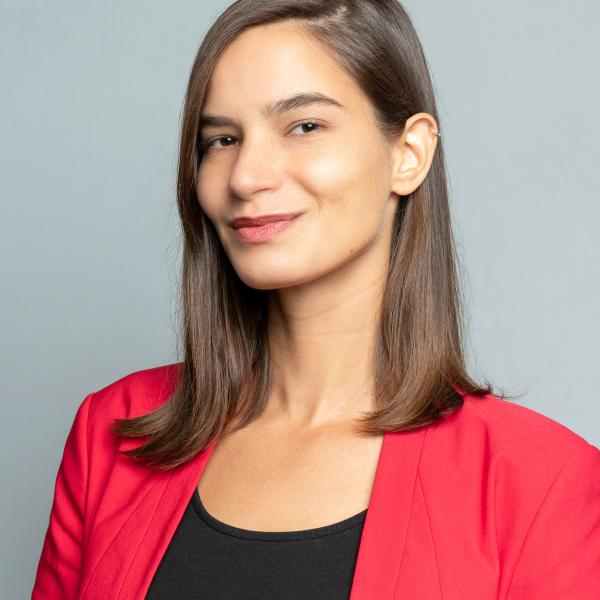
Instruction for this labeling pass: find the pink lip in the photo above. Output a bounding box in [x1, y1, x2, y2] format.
[230, 212, 303, 229]
[232, 214, 302, 244]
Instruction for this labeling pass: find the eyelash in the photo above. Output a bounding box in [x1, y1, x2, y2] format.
[200, 120, 324, 153]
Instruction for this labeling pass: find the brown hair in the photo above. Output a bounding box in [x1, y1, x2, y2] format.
[113, 0, 505, 470]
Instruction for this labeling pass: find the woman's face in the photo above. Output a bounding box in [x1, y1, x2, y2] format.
[196, 21, 400, 290]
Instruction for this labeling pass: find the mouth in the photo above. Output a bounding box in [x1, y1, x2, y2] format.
[231, 213, 303, 244]
[230, 211, 304, 229]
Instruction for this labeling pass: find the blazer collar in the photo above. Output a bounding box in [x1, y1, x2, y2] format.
[81, 426, 427, 599]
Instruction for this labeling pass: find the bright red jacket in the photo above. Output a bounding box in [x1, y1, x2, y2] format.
[32, 363, 600, 599]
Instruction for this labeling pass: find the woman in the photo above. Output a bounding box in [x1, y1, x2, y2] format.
[32, 1, 599, 598]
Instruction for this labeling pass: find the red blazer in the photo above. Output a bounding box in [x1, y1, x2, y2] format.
[32, 363, 600, 599]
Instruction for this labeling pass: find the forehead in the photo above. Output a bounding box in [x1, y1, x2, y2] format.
[202, 21, 369, 118]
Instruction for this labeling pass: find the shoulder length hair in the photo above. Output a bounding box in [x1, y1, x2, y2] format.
[113, 0, 501, 470]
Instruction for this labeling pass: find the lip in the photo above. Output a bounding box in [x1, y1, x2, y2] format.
[230, 212, 304, 229]
[231, 212, 303, 244]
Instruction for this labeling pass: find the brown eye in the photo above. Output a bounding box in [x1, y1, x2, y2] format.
[289, 121, 323, 136]
[201, 120, 323, 155]
[203, 135, 237, 152]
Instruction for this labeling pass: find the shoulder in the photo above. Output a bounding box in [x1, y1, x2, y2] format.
[84, 361, 182, 425]
[424, 390, 599, 514]
[456, 391, 597, 461]
[423, 390, 599, 500]
[417, 392, 600, 579]
[449, 394, 600, 593]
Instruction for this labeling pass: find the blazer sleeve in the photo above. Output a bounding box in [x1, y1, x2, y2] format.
[31, 392, 94, 600]
[506, 441, 600, 599]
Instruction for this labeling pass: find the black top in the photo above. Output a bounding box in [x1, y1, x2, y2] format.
[145, 487, 367, 599]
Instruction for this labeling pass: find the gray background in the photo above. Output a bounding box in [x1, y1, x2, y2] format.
[1, 1, 598, 596]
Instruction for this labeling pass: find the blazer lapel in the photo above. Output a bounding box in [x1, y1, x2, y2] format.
[119, 443, 217, 598]
[82, 425, 426, 599]
[79, 437, 216, 600]
[349, 426, 427, 599]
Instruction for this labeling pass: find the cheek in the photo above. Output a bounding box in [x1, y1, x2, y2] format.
[290, 150, 390, 274]
[295, 141, 356, 198]
[297, 139, 389, 229]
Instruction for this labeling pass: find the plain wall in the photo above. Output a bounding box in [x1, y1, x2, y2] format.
[1, 1, 598, 596]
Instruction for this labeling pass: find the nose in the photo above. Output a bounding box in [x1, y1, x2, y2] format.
[228, 131, 282, 200]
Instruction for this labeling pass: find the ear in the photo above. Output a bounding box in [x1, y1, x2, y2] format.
[389, 112, 440, 198]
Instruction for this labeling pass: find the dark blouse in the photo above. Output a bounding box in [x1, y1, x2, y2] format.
[146, 487, 367, 599]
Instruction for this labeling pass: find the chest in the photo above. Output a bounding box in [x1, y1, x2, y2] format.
[196, 424, 384, 532]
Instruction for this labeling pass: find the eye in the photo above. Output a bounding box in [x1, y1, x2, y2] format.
[201, 120, 323, 153]
[201, 135, 236, 152]
[289, 120, 323, 137]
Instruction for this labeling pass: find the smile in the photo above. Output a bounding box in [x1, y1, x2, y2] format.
[233, 215, 301, 244]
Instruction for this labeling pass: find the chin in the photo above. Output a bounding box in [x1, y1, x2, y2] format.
[233, 262, 310, 291]
[237, 273, 301, 291]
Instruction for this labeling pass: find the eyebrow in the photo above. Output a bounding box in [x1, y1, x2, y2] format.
[199, 92, 344, 130]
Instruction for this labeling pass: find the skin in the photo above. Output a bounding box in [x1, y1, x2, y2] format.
[197, 20, 439, 436]
[195, 20, 440, 531]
